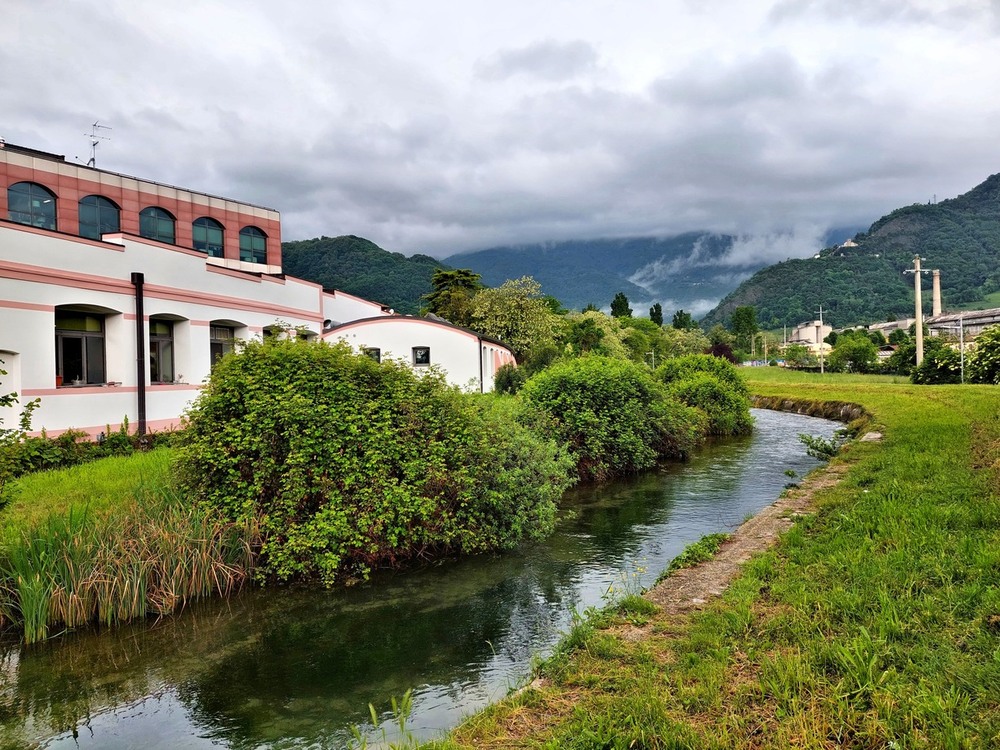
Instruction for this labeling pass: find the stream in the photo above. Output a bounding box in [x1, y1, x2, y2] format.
[0, 409, 840, 749]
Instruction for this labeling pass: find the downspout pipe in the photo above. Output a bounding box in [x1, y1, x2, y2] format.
[131, 272, 147, 437]
[478, 337, 484, 393]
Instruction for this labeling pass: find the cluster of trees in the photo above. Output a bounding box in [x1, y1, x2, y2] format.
[175, 276, 756, 586]
[423, 273, 713, 370]
[787, 322, 1000, 386]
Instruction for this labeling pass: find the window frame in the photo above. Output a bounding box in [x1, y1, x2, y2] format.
[210, 325, 236, 364]
[193, 216, 225, 257]
[239, 226, 267, 263]
[362, 347, 382, 363]
[8, 181, 57, 230]
[55, 311, 106, 386]
[412, 346, 431, 366]
[79, 195, 121, 240]
[149, 318, 175, 384]
[139, 206, 176, 244]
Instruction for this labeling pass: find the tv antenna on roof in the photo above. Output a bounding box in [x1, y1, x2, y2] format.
[85, 121, 111, 167]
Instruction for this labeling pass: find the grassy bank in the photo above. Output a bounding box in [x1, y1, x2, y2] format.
[0, 448, 257, 643]
[426, 373, 1000, 749]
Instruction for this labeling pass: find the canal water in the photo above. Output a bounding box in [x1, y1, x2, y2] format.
[0, 409, 839, 749]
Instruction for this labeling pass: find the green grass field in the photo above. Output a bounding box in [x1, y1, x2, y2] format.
[426, 372, 1000, 749]
[1, 447, 174, 540]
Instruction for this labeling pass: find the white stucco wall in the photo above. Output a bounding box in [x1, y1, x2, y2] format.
[0, 223, 329, 435]
[325, 317, 516, 393]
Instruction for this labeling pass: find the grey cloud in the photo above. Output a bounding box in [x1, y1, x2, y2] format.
[767, 0, 988, 27]
[475, 39, 599, 81]
[651, 49, 807, 107]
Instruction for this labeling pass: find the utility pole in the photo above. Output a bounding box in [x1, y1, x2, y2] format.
[904, 256, 930, 365]
[816, 305, 826, 374]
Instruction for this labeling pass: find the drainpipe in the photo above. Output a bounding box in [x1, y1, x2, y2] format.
[478, 337, 485, 393]
[131, 272, 147, 437]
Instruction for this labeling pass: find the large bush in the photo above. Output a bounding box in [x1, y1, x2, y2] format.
[655, 354, 750, 397]
[519, 356, 707, 482]
[175, 339, 574, 584]
[968, 324, 1000, 384]
[664, 373, 754, 436]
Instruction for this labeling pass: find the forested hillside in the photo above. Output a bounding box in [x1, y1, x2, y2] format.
[281, 235, 447, 314]
[702, 173, 1000, 329]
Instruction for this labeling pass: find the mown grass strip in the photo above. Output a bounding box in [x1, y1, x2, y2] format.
[429, 374, 1000, 749]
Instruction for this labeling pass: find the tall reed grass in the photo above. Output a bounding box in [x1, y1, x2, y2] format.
[0, 490, 259, 643]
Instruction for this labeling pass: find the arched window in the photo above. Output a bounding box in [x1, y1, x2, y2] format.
[79, 195, 120, 240]
[239, 226, 267, 263]
[192, 217, 224, 257]
[8, 181, 57, 230]
[139, 207, 176, 244]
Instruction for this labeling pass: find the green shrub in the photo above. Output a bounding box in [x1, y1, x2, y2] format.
[664, 372, 754, 436]
[968, 324, 1000, 384]
[175, 339, 573, 585]
[519, 356, 707, 482]
[655, 353, 750, 397]
[910, 346, 962, 384]
[493, 362, 527, 395]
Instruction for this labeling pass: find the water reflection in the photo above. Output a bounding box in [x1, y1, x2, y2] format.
[0, 409, 838, 749]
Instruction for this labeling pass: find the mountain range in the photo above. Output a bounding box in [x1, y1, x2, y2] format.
[279, 172, 1000, 331]
[701, 173, 1000, 329]
[442, 229, 861, 318]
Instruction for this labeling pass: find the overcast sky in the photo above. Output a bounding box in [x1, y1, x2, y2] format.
[3, 0, 999, 260]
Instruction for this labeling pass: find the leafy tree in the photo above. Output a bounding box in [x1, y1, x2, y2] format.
[968, 324, 1000, 384]
[471, 276, 559, 362]
[543, 295, 569, 315]
[582, 302, 600, 313]
[671, 309, 696, 330]
[782, 343, 816, 369]
[565, 315, 606, 355]
[661, 326, 711, 359]
[828, 333, 878, 373]
[888, 328, 910, 345]
[176, 339, 574, 585]
[422, 268, 483, 327]
[610, 292, 633, 318]
[730, 306, 758, 354]
[649, 303, 663, 326]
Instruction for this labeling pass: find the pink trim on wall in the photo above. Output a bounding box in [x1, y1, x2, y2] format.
[0, 299, 55, 313]
[0, 258, 322, 321]
[331, 288, 389, 309]
[330, 316, 483, 344]
[0, 219, 127, 250]
[207, 264, 265, 282]
[0, 259, 133, 296]
[23, 385, 140, 397]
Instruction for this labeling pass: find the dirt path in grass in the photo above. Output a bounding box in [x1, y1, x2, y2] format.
[644, 458, 851, 613]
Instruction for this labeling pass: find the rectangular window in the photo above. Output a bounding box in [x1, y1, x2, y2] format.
[149, 319, 174, 383]
[362, 347, 381, 363]
[55, 312, 106, 385]
[210, 325, 235, 363]
[412, 346, 431, 366]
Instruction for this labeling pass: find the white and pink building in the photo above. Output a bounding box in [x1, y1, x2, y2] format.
[0, 142, 513, 437]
